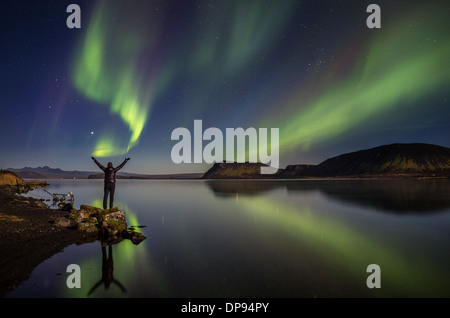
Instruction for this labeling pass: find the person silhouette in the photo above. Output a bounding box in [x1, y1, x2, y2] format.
[87, 244, 127, 296]
[91, 156, 130, 209]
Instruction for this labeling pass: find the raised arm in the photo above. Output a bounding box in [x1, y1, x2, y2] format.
[114, 158, 130, 172]
[91, 157, 105, 171]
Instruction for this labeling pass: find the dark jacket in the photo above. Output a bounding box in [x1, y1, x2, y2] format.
[93, 158, 129, 183]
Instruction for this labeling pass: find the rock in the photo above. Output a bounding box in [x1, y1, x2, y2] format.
[74, 210, 88, 222]
[59, 203, 73, 211]
[79, 204, 104, 214]
[59, 204, 146, 245]
[69, 205, 127, 239]
[130, 232, 146, 245]
[76, 222, 98, 233]
[104, 210, 127, 226]
[101, 210, 128, 237]
[54, 217, 76, 229]
[36, 201, 49, 209]
[123, 230, 147, 245]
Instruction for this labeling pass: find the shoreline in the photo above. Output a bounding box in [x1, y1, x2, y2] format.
[23, 175, 450, 182]
[0, 186, 97, 297]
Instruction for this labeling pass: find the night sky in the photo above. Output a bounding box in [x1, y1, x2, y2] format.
[1, 0, 449, 174]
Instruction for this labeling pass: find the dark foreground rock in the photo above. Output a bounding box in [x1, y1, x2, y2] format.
[0, 187, 146, 297]
[0, 187, 98, 297]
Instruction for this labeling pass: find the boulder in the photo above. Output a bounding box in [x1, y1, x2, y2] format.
[104, 211, 127, 231]
[53, 217, 76, 229]
[124, 231, 147, 245]
[69, 208, 91, 223]
[69, 205, 127, 238]
[55, 204, 146, 245]
[76, 221, 98, 233]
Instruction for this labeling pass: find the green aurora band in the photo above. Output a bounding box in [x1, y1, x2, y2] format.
[71, 2, 449, 162]
[71, 1, 173, 157]
[71, 0, 299, 159]
[271, 5, 450, 155]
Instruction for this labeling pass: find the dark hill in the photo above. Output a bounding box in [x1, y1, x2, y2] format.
[202, 162, 282, 179]
[302, 143, 450, 177]
[203, 143, 450, 179]
[11, 170, 47, 179]
[277, 164, 316, 178]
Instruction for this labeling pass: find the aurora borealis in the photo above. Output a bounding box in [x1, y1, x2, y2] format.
[1, 0, 449, 173]
[71, 0, 174, 157]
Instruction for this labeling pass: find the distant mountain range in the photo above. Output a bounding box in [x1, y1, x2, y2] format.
[8, 143, 450, 180]
[203, 143, 450, 179]
[7, 166, 93, 179]
[7, 166, 203, 180]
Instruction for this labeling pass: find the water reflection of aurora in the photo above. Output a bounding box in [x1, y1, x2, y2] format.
[238, 196, 449, 297]
[61, 187, 449, 297]
[63, 200, 166, 298]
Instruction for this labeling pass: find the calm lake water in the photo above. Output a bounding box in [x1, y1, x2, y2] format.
[6, 179, 450, 298]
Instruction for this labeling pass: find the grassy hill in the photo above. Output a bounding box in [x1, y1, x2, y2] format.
[0, 170, 48, 188]
[0, 170, 25, 186]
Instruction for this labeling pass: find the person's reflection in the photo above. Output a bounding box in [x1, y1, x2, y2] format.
[88, 243, 127, 296]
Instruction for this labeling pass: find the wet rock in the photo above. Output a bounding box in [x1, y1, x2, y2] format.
[54, 217, 76, 229]
[79, 204, 104, 215]
[68, 205, 127, 238]
[69, 209, 90, 223]
[123, 230, 147, 245]
[104, 211, 127, 228]
[55, 204, 146, 245]
[69, 211, 99, 233]
[130, 232, 146, 245]
[76, 222, 98, 233]
[100, 210, 127, 237]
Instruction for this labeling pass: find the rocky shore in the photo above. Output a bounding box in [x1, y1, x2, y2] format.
[0, 185, 145, 297]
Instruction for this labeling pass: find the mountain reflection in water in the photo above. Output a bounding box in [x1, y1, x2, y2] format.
[206, 179, 450, 214]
